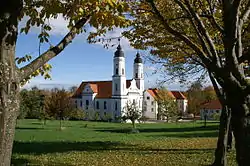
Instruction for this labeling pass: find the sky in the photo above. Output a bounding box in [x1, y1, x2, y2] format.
[16, 16, 190, 91]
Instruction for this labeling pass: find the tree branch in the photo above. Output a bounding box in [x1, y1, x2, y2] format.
[240, 0, 250, 26]
[147, 0, 212, 66]
[205, 0, 224, 33]
[183, 0, 221, 67]
[20, 16, 91, 80]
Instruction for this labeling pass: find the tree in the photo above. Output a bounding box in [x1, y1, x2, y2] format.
[122, 101, 142, 132]
[45, 88, 74, 130]
[0, 0, 130, 165]
[186, 81, 204, 117]
[125, 1, 250, 165]
[19, 87, 45, 119]
[155, 88, 178, 122]
[186, 82, 217, 117]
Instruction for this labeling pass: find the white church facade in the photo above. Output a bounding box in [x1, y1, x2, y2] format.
[72, 45, 144, 120]
[72, 45, 188, 121]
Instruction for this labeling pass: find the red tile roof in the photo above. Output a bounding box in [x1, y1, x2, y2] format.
[147, 88, 177, 100]
[171, 91, 187, 99]
[201, 100, 222, 110]
[72, 80, 132, 99]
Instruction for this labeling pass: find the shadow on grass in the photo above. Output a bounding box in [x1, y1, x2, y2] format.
[15, 127, 45, 130]
[12, 141, 134, 155]
[148, 131, 218, 138]
[95, 125, 219, 134]
[13, 140, 216, 155]
[11, 158, 29, 166]
[134, 148, 215, 155]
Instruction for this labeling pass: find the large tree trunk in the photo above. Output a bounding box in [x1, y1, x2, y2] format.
[0, 1, 22, 165]
[230, 100, 250, 166]
[213, 105, 231, 166]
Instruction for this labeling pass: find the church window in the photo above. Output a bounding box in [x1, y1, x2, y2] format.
[151, 101, 154, 105]
[86, 100, 89, 110]
[116, 68, 118, 75]
[122, 68, 124, 75]
[115, 83, 118, 91]
[133, 99, 136, 104]
[104, 101, 107, 110]
[151, 108, 154, 112]
[136, 73, 138, 78]
[141, 73, 143, 78]
[96, 101, 99, 109]
[147, 96, 150, 100]
[115, 101, 117, 110]
[80, 101, 82, 107]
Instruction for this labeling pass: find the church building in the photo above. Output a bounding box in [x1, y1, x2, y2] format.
[71, 45, 144, 120]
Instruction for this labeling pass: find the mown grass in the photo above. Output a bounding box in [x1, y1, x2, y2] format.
[12, 119, 236, 166]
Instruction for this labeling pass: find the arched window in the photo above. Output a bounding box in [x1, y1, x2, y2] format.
[136, 73, 138, 78]
[122, 68, 124, 75]
[96, 101, 99, 109]
[115, 101, 118, 110]
[104, 101, 107, 110]
[116, 68, 118, 75]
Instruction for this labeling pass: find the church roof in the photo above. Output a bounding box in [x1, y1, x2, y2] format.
[147, 88, 186, 100]
[72, 80, 132, 99]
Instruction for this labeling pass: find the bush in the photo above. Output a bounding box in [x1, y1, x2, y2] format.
[212, 113, 220, 121]
[68, 108, 85, 120]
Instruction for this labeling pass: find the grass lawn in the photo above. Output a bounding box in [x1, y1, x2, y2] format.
[12, 119, 236, 166]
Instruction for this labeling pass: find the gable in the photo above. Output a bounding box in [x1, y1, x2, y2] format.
[72, 80, 133, 99]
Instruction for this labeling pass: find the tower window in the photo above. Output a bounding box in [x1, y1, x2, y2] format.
[104, 101, 107, 110]
[122, 68, 124, 75]
[86, 100, 89, 110]
[141, 73, 143, 78]
[80, 101, 82, 107]
[136, 73, 138, 78]
[96, 101, 99, 109]
[115, 101, 118, 110]
[116, 68, 118, 75]
[115, 83, 118, 91]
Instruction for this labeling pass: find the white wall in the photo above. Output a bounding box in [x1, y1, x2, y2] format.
[200, 109, 221, 120]
[143, 91, 158, 119]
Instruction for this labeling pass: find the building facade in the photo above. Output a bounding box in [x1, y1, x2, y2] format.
[72, 45, 188, 121]
[200, 100, 222, 120]
[72, 45, 144, 120]
[143, 89, 188, 120]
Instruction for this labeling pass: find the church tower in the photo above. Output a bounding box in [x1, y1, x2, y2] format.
[133, 52, 144, 93]
[112, 45, 127, 96]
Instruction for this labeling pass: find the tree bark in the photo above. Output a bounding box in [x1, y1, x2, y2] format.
[0, 1, 22, 165]
[230, 101, 250, 166]
[132, 120, 135, 129]
[212, 105, 231, 166]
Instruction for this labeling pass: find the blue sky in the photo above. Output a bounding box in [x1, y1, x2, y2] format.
[17, 17, 188, 91]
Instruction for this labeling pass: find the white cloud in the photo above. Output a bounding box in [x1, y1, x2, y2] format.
[47, 15, 69, 35]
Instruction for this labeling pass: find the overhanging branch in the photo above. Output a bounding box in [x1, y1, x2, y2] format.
[147, 0, 211, 66]
[19, 16, 91, 80]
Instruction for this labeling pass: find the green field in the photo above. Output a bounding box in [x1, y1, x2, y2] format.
[12, 120, 236, 166]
